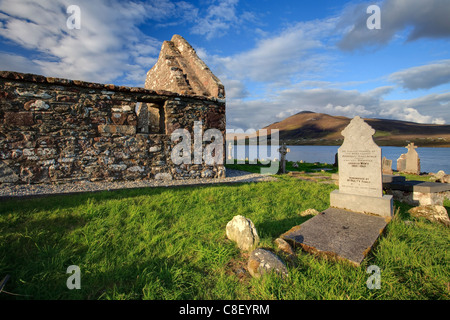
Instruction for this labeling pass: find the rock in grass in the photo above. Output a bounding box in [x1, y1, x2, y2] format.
[299, 208, 320, 217]
[226, 215, 259, 251]
[247, 248, 288, 278]
[434, 170, 446, 181]
[408, 205, 450, 227]
[274, 238, 297, 266]
[274, 238, 295, 256]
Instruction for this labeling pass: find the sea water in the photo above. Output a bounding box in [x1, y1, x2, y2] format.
[231, 145, 450, 174]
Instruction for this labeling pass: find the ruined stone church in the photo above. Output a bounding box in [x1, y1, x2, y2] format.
[0, 35, 226, 184]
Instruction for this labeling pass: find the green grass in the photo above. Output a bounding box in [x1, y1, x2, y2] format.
[373, 130, 391, 138]
[396, 172, 436, 182]
[225, 160, 337, 175]
[0, 177, 449, 300]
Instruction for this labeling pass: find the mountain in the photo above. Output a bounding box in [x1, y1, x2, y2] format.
[250, 112, 450, 147]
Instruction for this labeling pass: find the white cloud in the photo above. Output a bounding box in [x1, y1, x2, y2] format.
[0, 0, 167, 85]
[0, 52, 42, 74]
[230, 20, 335, 84]
[325, 103, 374, 117]
[221, 77, 249, 99]
[389, 59, 450, 90]
[190, 0, 239, 40]
[380, 92, 450, 124]
[379, 106, 436, 124]
[337, 0, 450, 51]
[201, 18, 337, 97]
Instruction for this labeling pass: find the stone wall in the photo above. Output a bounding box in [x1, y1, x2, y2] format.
[0, 71, 226, 184]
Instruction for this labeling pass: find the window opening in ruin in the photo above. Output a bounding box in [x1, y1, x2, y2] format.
[136, 101, 165, 134]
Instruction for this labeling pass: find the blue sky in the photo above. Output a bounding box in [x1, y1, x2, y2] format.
[0, 0, 449, 130]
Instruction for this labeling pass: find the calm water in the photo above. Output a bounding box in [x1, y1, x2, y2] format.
[230, 145, 450, 174]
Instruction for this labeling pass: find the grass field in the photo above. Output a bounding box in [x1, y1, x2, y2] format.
[225, 160, 338, 175]
[0, 172, 449, 300]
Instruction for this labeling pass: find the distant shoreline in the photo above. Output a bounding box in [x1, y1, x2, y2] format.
[279, 141, 450, 148]
[230, 138, 450, 148]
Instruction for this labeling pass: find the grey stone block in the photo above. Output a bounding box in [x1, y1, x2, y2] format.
[330, 190, 393, 218]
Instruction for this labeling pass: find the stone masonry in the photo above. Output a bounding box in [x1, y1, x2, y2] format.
[0, 36, 226, 185]
[145, 35, 225, 99]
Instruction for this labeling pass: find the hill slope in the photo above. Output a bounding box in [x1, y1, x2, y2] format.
[261, 112, 450, 147]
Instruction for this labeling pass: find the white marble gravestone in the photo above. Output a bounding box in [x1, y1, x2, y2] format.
[330, 116, 393, 217]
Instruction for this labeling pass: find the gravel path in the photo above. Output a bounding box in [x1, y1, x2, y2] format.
[0, 169, 277, 199]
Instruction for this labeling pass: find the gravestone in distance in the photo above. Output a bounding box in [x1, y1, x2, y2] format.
[330, 116, 393, 218]
[278, 144, 290, 174]
[397, 154, 407, 172]
[404, 143, 421, 174]
[382, 157, 393, 175]
[227, 142, 233, 160]
[397, 143, 420, 174]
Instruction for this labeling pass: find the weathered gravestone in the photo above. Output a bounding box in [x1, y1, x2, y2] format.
[281, 116, 392, 266]
[330, 116, 393, 217]
[397, 143, 421, 174]
[397, 154, 407, 172]
[278, 143, 290, 174]
[227, 142, 233, 160]
[382, 157, 393, 175]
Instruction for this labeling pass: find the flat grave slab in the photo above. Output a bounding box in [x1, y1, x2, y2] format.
[384, 180, 450, 193]
[281, 207, 389, 266]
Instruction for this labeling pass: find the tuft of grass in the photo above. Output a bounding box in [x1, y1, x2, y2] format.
[0, 177, 448, 300]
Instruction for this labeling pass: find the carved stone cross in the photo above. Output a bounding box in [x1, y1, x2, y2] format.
[278, 143, 290, 174]
[227, 142, 233, 160]
[406, 142, 417, 152]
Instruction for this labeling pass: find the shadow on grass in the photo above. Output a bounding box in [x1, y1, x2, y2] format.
[1, 252, 209, 300]
[0, 181, 261, 217]
[256, 216, 313, 239]
[80, 256, 211, 300]
[0, 215, 90, 299]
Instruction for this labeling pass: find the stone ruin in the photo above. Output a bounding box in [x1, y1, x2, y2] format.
[0, 35, 226, 185]
[145, 35, 225, 99]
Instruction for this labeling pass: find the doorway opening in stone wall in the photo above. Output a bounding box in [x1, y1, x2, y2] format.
[136, 101, 166, 134]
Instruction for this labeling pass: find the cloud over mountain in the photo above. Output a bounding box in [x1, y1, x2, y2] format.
[389, 60, 450, 90]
